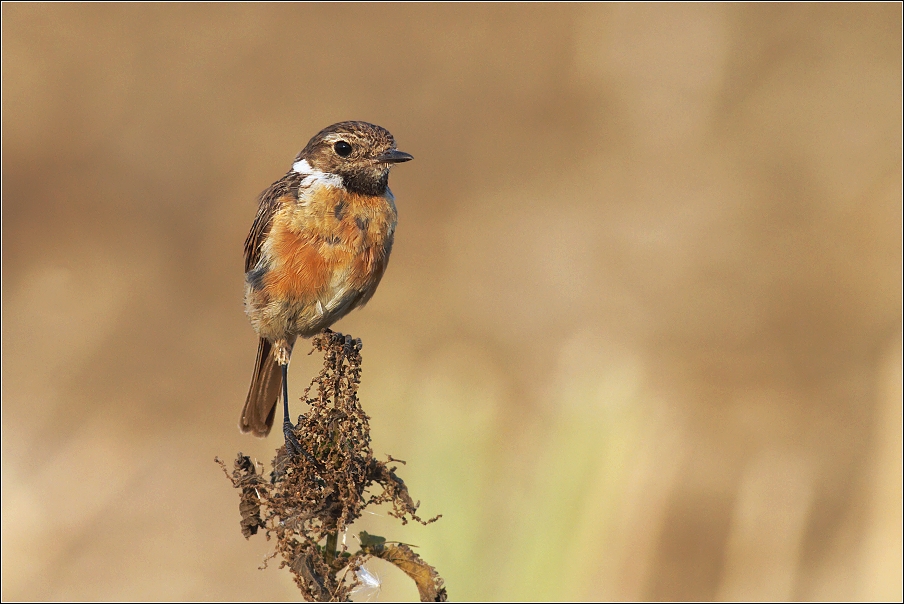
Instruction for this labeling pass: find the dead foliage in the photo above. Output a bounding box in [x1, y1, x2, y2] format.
[217, 330, 444, 601]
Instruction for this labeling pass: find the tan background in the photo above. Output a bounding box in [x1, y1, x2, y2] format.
[2, 4, 901, 601]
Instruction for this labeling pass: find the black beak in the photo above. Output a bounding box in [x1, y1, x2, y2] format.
[377, 149, 414, 163]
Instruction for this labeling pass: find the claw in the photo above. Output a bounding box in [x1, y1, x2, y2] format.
[283, 420, 302, 457]
[282, 418, 326, 473]
[342, 334, 362, 357]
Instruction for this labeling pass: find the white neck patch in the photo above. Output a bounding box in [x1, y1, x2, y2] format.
[292, 158, 343, 189]
[291, 158, 314, 174]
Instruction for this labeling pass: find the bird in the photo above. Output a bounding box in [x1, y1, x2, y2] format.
[239, 121, 412, 453]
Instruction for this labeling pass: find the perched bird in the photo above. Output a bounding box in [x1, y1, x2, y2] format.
[239, 121, 412, 452]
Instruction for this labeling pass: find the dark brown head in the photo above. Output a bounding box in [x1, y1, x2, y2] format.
[293, 121, 413, 196]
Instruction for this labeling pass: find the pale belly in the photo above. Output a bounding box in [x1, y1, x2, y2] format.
[244, 268, 372, 341]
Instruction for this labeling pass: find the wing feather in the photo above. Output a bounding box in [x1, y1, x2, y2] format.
[244, 172, 302, 272]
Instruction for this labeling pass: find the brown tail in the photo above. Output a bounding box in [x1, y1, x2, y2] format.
[239, 338, 282, 436]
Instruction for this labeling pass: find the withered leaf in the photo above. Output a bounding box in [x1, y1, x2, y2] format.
[374, 544, 447, 602]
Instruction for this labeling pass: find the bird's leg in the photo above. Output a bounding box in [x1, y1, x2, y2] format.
[275, 339, 325, 472]
[275, 339, 301, 457]
[280, 363, 302, 457]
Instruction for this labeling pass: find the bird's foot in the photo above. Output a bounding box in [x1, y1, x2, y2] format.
[343, 334, 362, 356]
[282, 416, 325, 473]
[283, 418, 302, 457]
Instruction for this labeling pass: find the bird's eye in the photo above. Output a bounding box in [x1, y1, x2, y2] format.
[334, 141, 353, 157]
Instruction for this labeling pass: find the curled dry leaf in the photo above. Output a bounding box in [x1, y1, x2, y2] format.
[370, 543, 447, 602]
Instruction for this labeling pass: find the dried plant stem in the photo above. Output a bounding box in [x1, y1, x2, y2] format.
[217, 330, 445, 602]
[324, 531, 338, 564]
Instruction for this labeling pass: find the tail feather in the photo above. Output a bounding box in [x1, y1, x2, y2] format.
[239, 338, 282, 436]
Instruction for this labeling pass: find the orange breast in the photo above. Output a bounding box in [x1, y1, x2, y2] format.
[263, 185, 396, 305]
[265, 223, 331, 301]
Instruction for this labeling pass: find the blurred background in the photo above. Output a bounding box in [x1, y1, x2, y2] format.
[2, 4, 901, 601]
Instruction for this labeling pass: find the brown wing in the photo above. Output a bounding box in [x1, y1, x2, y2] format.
[244, 171, 302, 272]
